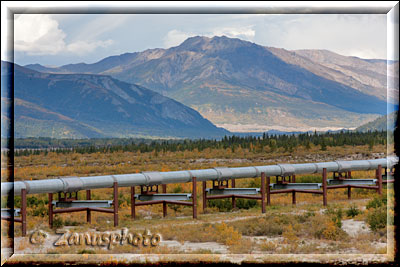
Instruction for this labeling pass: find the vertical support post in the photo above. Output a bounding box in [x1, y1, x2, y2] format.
[48, 193, 53, 228]
[347, 186, 351, 199]
[323, 168, 327, 206]
[292, 191, 296, 205]
[377, 165, 382, 195]
[266, 176, 271, 206]
[347, 171, 352, 179]
[86, 190, 91, 223]
[261, 172, 266, 213]
[162, 183, 167, 217]
[192, 177, 197, 219]
[292, 175, 296, 183]
[163, 202, 167, 217]
[131, 186, 135, 219]
[231, 178, 236, 209]
[113, 182, 118, 227]
[202, 181, 207, 212]
[21, 189, 26, 236]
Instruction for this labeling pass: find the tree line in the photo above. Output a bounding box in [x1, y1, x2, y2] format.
[11, 130, 387, 157]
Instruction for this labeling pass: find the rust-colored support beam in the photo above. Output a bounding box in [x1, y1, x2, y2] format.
[162, 184, 167, 193]
[163, 202, 167, 217]
[131, 186, 136, 219]
[202, 181, 207, 212]
[291, 189, 323, 194]
[48, 193, 53, 228]
[21, 188, 27, 236]
[53, 207, 88, 213]
[326, 184, 351, 189]
[192, 177, 197, 219]
[261, 172, 266, 213]
[88, 207, 114, 213]
[266, 176, 271, 206]
[377, 165, 382, 195]
[292, 191, 296, 205]
[292, 175, 296, 183]
[113, 182, 118, 227]
[269, 189, 295, 194]
[323, 168, 327, 206]
[348, 171, 352, 179]
[231, 179, 236, 209]
[86, 190, 91, 223]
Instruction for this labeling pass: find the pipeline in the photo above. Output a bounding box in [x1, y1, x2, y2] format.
[2, 157, 397, 196]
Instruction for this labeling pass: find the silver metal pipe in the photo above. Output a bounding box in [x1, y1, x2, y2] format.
[2, 157, 397, 196]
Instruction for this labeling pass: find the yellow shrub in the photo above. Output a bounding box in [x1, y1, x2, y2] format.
[322, 221, 341, 240]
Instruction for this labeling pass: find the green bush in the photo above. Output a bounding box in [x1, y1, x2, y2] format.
[52, 216, 63, 228]
[346, 205, 361, 218]
[366, 196, 387, 209]
[236, 199, 258, 209]
[31, 205, 47, 217]
[208, 198, 258, 211]
[295, 211, 316, 223]
[172, 184, 183, 193]
[366, 206, 387, 231]
[208, 199, 232, 212]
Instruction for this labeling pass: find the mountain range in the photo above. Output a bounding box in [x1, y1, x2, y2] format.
[2, 61, 229, 139]
[25, 36, 395, 133]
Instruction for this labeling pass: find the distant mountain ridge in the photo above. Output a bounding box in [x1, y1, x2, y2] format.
[2, 61, 229, 139]
[24, 36, 393, 132]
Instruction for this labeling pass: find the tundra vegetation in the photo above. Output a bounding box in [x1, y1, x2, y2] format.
[1, 130, 394, 255]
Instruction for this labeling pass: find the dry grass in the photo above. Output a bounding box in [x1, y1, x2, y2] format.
[6, 144, 394, 255]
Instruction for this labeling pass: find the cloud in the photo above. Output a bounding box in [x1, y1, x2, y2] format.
[14, 14, 113, 56]
[211, 26, 255, 41]
[163, 30, 196, 48]
[66, 40, 114, 55]
[255, 14, 387, 59]
[163, 25, 255, 48]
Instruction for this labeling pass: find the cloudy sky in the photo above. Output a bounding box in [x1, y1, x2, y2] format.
[12, 13, 389, 66]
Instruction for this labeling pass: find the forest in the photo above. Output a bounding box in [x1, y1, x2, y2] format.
[11, 130, 388, 156]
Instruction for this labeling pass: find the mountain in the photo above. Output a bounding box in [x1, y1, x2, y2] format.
[25, 36, 391, 132]
[267, 48, 395, 102]
[2, 61, 229, 139]
[356, 111, 398, 132]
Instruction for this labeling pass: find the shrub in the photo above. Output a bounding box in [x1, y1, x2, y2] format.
[366, 206, 387, 231]
[236, 199, 258, 210]
[321, 221, 342, 241]
[208, 199, 232, 212]
[295, 211, 315, 223]
[346, 205, 361, 218]
[231, 217, 284, 236]
[324, 206, 343, 228]
[172, 184, 183, 193]
[52, 216, 63, 228]
[366, 196, 387, 209]
[212, 222, 242, 246]
[31, 205, 47, 217]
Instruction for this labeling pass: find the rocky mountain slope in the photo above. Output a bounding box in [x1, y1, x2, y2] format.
[2, 61, 229, 139]
[25, 36, 392, 132]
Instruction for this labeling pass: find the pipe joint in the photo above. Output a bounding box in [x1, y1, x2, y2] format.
[58, 177, 83, 193]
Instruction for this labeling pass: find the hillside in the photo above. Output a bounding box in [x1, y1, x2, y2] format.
[2, 61, 229, 139]
[356, 111, 398, 132]
[25, 36, 388, 132]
